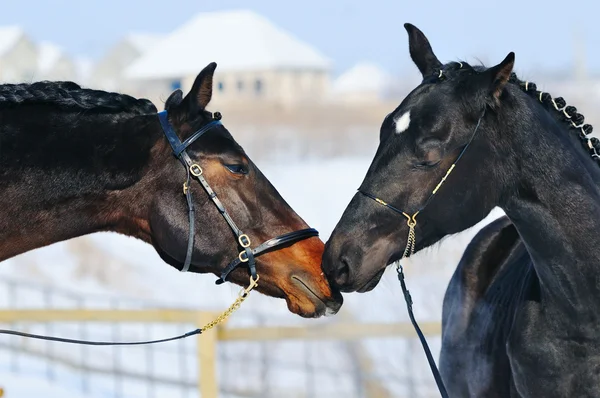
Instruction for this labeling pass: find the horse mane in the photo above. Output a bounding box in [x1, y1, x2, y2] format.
[435, 62, 599, 167]
[0, 81, 157, 115]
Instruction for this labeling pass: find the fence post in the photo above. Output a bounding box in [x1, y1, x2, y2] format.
[197, 312, 219, 398]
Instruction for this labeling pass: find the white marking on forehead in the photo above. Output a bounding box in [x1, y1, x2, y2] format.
[395, 111, 411, 134]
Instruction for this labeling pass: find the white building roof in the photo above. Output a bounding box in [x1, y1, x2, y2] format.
[0, 26, 24, 57]
[74, 56, 93, 83]
[125, 33, 163, 54]
[38, 42, 64, 73]
[333, 63, 390, 94]
[125, 9, 330, 79]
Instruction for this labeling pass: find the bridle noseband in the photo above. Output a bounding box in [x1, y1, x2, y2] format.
[357, 111, 485, 398]
[157, 110, 319, 286]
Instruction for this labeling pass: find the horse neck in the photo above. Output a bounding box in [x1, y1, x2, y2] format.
[499, 97, 600, 316]
[0, 108, 162, 261]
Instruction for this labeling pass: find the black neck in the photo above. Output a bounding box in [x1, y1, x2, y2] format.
[500, 93, 600, 314]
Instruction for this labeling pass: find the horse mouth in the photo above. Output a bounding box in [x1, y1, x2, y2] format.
[291, 276, 342, 317]
[356, 269, 385, 293]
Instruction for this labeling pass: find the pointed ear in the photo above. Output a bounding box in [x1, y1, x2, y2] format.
[164, 89, 183, 110]
[404, 23, 442, 77]
[186, 62, 217, 114]
[484, 52, 515, 100]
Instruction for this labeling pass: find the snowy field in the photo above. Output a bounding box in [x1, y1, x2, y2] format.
[0, 156, 505, 397]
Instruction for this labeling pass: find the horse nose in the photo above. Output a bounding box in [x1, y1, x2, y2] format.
[333, 255, 352, 287]
[323, 237, 359, 291]
[323, 251, 353, 291]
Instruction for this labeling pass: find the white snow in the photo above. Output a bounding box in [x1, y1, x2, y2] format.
[333, 62, 390, 94]
[0, 373, 96, 398]
[125, 33, 163, 55]
[125, 10, 331, 79]
[37, 42, 63, 74]
[74, 57, 93, 84]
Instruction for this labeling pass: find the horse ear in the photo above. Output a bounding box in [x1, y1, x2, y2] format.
[186, 62, 217, 114]
[404, 23, 442, 78]
[164, 89, 183, 110]
[484, 52, 515, 100]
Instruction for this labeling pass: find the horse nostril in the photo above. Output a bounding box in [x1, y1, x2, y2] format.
[332, 256, 351, 287]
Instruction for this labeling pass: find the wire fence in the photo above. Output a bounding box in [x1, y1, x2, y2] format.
[0, 276, 444, 398]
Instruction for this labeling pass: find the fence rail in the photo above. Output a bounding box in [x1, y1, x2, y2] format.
[0, 309, 442, 397]
[218, 321, 441, 342]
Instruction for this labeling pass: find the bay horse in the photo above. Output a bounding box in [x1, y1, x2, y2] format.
[0, 62, 342, 318]
[322, 23, 600, 396]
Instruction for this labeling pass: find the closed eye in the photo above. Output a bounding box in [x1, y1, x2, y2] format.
[224, 164, 249, 175]
[413, 160, 441, 169]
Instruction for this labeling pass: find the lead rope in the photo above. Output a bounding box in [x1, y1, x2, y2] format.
[396, 216, 449, 398]
[0, 276, 259, 346]
[359, 205, 450, 398]
[397, 264, 449, 397]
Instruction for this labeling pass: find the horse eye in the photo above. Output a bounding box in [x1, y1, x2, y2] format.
[413, 160, 441, 169]
[224, 164, 248, 175]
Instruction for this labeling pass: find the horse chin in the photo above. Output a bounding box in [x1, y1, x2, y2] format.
[284, 294, 340, 319]
[356, 268, 386, 293]
[287, 275, 343, 318]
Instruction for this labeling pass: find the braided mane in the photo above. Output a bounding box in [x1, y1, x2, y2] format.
[0, 81, 157, 115]
[437, 62, 599, 166]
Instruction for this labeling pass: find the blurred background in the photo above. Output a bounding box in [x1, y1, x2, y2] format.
[0, 0, 596, 397]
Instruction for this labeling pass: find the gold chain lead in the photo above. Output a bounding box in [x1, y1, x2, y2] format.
[201, 275, 259, 332]
[402, 224, 417, 258]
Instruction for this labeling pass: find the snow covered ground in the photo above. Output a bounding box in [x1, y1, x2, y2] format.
[0, 156, 505, 397]
[0, 373, 98, 398]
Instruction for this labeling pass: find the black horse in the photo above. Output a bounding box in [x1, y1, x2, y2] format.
[0, 62, 342, 318]
[441, 71, 600, 395]
[322, 23, 600, 396]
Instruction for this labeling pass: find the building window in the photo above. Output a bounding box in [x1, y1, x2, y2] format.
[217, 81, 225, 92]
[171, 79, 182, 91]
[237, 80, 244, 92]
[254, 79, 263, 95]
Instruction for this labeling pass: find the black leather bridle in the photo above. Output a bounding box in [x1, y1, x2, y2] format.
[157, 110, 319, 284]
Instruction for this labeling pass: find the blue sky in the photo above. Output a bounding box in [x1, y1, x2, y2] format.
[1, 0, 597, 76]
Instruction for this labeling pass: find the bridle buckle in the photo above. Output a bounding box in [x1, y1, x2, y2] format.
[190, 164, 203, 176]
[238, 234, 251, 248]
